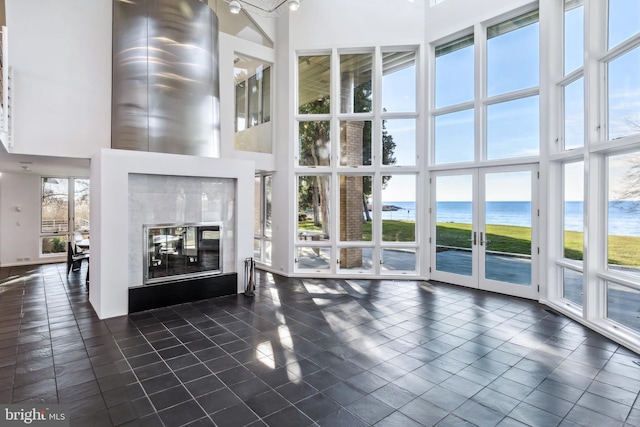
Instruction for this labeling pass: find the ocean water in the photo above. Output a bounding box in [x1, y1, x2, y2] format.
[379, 201, 640, 237]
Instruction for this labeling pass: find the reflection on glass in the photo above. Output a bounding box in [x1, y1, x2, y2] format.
[340, 53, 372, 114]
[145, 223, 221, 284]
[264, 240, 272, 264]
[74, 178, 90, 232]
[564, 161, 584, 260]
[299, 55, 330, 114]
[299, 121, 330, 166]
[381, 248, 416, 272]
[340, 121, 372, 166]
[262, 67, 271, 122]
[434, 109, 474, 164]
[435, 175, 473, 276]
[381, 175, 416, 242]
[608, 0, 640, 49]
[607, 153, 640, 277]
[339, 175, 372, 242]
[564, 78, 584, 150]
[487, 10, 539, 97]
[42, 177, 69, 233]
[563, 268, 583, 306]
[382, 119, 415, 166]
[484, 171, 532, 286]
[338, 247, 373, 272]
[234, 56, 271, 134]
[564, 1, 584, 75]
[607, 281, 640, 332]
[435, 35, 474, 108]
[487, 96, 539, 160]
[235, 81, 246, 132]
[296, 247, 331, 270]
[608, 46, 640, 140]
[298, 176, 331, 241]
[254, 238, 261, 259]
[265, 175, 272, 238]
[254, 176, 261, 236]
[248, 75, 259, 127]
[382, 51, 416, 112]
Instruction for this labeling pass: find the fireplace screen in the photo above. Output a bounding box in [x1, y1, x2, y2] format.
[144, 222, 222, 284]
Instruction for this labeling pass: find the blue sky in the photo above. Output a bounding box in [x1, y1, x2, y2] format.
[377, 2, 639, 203]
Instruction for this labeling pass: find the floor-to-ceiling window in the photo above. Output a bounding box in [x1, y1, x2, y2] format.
[547, 0, 640, 347]
[254, 173, 272, 265]
[430, 8, 540, 299]
[554, 0, 586, 311]
[561, 160, 584, 306]
[295, 48, 420, 275]
[40, 177, 89, 257]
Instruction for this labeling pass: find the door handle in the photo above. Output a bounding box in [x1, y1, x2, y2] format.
[467, 231, 477, 245]
[480, 232, 491, 246]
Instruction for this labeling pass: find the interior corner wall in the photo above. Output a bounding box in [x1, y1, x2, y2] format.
[264, 13, 294, 275]
[5, 0, 112, 158]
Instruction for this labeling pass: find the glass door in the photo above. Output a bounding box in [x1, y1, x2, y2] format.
[431, 165, 538, 299]
[479, 166, 538, 299]
[431, 170, 478, 288]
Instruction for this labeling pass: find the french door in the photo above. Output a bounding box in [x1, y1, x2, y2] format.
[430, 165, 539, 299]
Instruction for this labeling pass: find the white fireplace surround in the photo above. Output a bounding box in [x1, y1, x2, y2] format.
[90, 148, 254, 319]
[129, 175, 235, 286]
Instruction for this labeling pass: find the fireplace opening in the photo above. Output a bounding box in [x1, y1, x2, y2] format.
[144, 222, 222, 285]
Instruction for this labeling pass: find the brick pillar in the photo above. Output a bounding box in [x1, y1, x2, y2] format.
[340, 120, 364, 268]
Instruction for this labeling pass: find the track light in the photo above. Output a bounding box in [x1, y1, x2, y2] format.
[288, 0, 300, 11]
[227, 0, 301, 16]
[229, 0, 242, 14]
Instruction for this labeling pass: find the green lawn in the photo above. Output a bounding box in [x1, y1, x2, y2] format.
[436, 222, 531, 255]
[299, 219, 640, 267]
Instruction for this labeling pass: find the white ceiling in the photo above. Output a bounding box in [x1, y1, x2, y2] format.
[0, 151, 90, 176]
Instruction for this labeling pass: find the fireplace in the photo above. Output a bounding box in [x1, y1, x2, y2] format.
[144, 222, 222, 285]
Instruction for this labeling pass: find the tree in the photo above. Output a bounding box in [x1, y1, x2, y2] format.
[353, 81, 396, 221]
[297, 79, 397, 231]
[298, 98, 331, 233]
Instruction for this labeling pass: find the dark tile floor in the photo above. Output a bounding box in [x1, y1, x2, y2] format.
[0, 263, 639, 427]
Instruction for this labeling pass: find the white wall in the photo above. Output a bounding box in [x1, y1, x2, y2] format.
[290, 0, 425, 48]
[268, 15, 294, 275]
[0, 172, 42, 265]
[5, 0, 112, 158]
[90, 149, 254, 319]
[425, 0, 534, 42]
